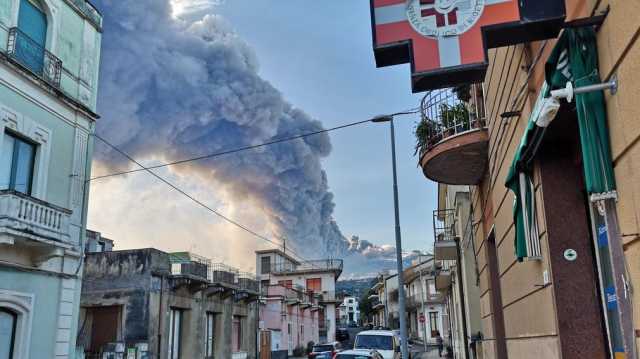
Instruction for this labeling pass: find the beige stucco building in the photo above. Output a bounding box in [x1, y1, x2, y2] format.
[416, 1, 640, 359]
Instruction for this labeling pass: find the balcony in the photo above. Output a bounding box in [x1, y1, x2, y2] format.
[0, 190, 72, 248]
[270, 259, 343, 278]
[435, 270, 452, 292]
[372, 299, 384, 310]
[6, 28, 62, 89]
[211, 263, 239, 287]
[68, 0, 102, 28]
[237, 272, 259, 294]
[433, 209, 459, 261]
[416, 85, 488, 185]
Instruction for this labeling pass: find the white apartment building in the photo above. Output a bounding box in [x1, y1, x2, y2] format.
[338, 296, 360, 325]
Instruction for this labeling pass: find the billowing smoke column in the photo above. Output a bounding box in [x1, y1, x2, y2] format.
[93, 0, 352, 257]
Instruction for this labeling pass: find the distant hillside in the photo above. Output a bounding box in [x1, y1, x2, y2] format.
[336, 277, 376, 299]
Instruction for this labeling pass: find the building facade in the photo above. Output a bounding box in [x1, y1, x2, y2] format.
[0, 0, 102, 357]
[415, 2, 640, 358]
[338, 295, 359, 326]
[79, 239, 259, 359]
[402, 256, 447, 346]
[255, 249, 342, 351]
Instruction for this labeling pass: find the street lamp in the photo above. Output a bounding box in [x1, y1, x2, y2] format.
[371, 114, 409, 359]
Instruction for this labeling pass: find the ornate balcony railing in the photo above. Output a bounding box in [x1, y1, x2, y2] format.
[417, 85, 486, 156]
[6, 27, 62, 88]
[0, 190, 71, 243]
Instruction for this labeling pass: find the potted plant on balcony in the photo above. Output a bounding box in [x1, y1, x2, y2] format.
[413, 117, 438, 155]
[440, 103, 471, 136]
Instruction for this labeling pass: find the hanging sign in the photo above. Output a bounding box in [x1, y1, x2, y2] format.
[370, 0, 566, 92]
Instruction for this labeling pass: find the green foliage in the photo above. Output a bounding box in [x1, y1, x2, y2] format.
[413, 118, 436, 155]
[453, 84, 472, 102]
[439, 103, 470, 132]
[359, 287, 375, 321]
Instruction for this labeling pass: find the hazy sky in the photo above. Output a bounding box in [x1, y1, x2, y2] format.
[87, 0, 437, 271]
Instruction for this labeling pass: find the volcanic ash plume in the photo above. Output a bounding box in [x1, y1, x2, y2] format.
[93, 0, 353, 257]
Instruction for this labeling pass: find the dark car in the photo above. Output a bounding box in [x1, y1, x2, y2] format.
[309, 342, 342, 359]
[336, 327, 350, 342]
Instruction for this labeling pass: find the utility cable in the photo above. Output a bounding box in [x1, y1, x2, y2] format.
[90, 109, 420, 264]
[90, 109, 420, 181]
[92, 133, 310, 263]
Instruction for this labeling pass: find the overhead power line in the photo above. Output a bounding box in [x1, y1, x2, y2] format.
[92, 133, 310, 263]
[89, 109, 420, 181]
[89, 108, 420, 263]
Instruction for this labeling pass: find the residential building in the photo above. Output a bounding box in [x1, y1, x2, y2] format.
[368, 274, 386, 328]
[402, 255, 447, 346]
[433, 186, 482, 359]
[338, 295, 359, 326]
[0, 0, 102, 357]
[383, 273, 399, 329]
[79, 235, 259, 359]
[259, 283, 322, 357]
[412, 2, 640, 358]
[255, 249, 342, 350]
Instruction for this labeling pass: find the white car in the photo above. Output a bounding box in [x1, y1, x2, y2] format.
[335, 349, 384, 359]
[354, 330, 401, 359]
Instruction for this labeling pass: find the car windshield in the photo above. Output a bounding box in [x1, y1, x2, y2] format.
[314, 345, 335, 352]
[336, 355, 371, 359]
[355, 335, 393, 350]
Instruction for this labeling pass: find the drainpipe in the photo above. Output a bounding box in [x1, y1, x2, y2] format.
[455, 238, 469, 359]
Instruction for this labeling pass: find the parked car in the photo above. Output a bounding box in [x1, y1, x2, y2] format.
[335, 349, 384, 359]
[354, 330, 401, 359]
[308, 342, 342, 359]
[337, 327, 350, 342]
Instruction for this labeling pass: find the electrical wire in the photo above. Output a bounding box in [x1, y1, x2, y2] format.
[90, 108, 420, 264]
[90, 109, 420, 181]
[92, 133, 311, 263]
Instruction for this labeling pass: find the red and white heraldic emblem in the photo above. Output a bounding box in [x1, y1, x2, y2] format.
[370, 0, 566, 91]
[373, 0, 519, 74]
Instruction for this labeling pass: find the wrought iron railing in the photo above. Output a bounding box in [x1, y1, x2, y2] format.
[433, 209, 457, 243]
[169, 252, 211, 280]
[69, 0, 102, 28]
[211, 263, 239, 286]
[417, 84, 486, 156]
[238, 272, 259, 293]
[270, 259, 343, 274]
[7, 27, 62, 88]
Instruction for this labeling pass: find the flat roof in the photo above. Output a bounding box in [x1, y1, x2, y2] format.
[255, 248, 300, 264]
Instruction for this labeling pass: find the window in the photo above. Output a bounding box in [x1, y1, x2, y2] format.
[205, 312, 215, 358]
[168, 309, 182, 359]
[306, 278, 321, 292]
[16, 0, 48, 74]
[0, 309, 16, 359]
[1, 131, 36, 195]
[261, 256, 271, 274]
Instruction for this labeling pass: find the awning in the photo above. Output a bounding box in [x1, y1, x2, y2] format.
[505, 84, 553, 261]
[506, 27, 616, 262]
[545, 27, 616, 194]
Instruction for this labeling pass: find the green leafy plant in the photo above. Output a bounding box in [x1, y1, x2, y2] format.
[440, 103, 470, 133]
[413, 117, 437, 155]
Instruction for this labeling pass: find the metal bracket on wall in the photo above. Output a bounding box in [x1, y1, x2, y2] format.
[562, 5, 610, 32]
